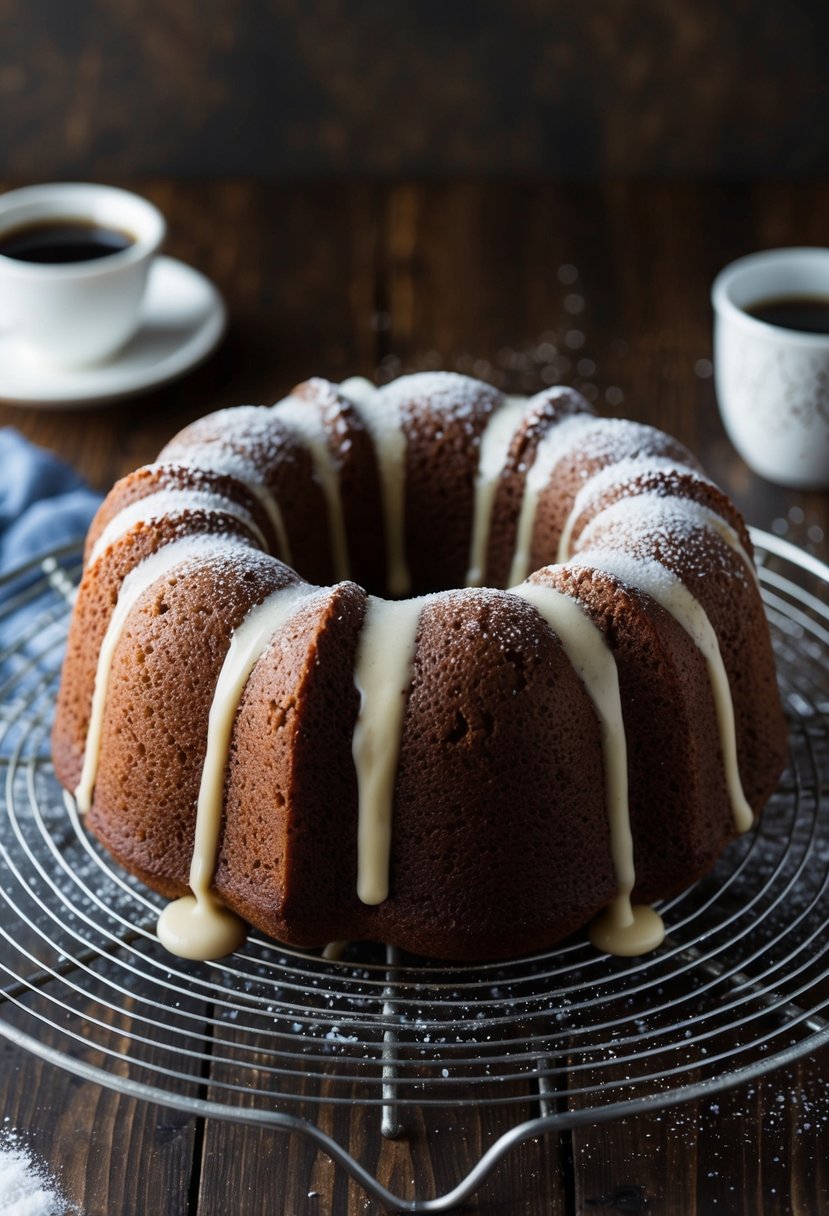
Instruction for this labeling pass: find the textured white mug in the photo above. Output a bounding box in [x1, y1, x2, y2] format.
[712, 247, 829, 490]
[0, 182, 165, 368]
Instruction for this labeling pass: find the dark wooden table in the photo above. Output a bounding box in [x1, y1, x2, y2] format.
[1, 180, 828, 1214]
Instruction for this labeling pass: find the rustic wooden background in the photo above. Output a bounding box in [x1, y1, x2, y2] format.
[1, 0, 828, 179]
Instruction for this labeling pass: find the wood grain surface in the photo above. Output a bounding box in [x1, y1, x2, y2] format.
[1, 179, 828, 1215]
[1, 2, 829, 178]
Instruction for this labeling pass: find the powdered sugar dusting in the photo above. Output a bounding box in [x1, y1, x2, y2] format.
[277, 383, 356, 453]
[165, 434, 291, 561]
[565, 417, 696, 475]
[572, 543, 687, 598]
[0, 1131, 75, 1216]
[87, 490, 267, 568]
[378, 371, 500, 432]
[171, 443, 273, 485]
[167, 406, 289, 467]
[569, 456, 704, 516]
[559, 457, 712, 559]
[524, 414, 602, 494]
[575, 494, 753, 582]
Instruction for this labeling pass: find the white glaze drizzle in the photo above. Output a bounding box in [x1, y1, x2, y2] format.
[171, 450, 292, 565]
[74, 534, 233, 815]
[352, 595, 432, 905]
[589, 903, 666, 957]
[340, 376, 411, 597]
[507, 413, 599, 587]
[556, 457, 701, 562]
[87, 489, 268, 568]
[511, 580, 664, 956]
[573, 543, 754, 833]
[465, 396, 527, 587]
[157, 579, 313, 960]
[340, 377, 376, 398]
[275, 395, 350, 582]
[322, 940, 349, 961]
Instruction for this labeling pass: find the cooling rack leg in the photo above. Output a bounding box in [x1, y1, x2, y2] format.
[381, 944, 403, 1139]
[535, 1055, 555, 1119]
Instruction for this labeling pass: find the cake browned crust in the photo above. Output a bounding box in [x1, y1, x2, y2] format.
[52, 371, 788, 960]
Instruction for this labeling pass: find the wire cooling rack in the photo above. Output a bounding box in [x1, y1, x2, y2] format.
[0, 531, 827, 1212]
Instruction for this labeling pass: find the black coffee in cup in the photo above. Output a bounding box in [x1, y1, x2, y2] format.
[746, 295, 829, 336]
[0, 219, 134, 264]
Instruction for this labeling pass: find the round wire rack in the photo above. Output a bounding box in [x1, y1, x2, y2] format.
[0, 531, 827, 1212]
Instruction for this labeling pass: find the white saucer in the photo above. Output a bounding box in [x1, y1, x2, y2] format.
[0, 256, 227, 408]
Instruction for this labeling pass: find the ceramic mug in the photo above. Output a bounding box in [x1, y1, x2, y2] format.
[712, 247, 829, 490]
[0, 182, 166, 368]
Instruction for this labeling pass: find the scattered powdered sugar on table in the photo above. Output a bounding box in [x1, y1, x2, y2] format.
[0, 1131, 75, 1216]
[371, 265, 632, 406]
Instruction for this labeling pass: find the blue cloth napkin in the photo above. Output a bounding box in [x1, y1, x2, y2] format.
[0, 428, 102, 576]
[0, 430, 101, 758]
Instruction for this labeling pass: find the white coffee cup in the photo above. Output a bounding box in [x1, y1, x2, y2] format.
[0, 182, 166, 368]
[712, 247, 829, 490]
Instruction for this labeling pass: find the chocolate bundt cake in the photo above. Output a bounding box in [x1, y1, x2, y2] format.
[52, 372, 788, 961]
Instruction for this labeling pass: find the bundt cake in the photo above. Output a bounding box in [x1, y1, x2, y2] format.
[52, 372, 788, 961]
